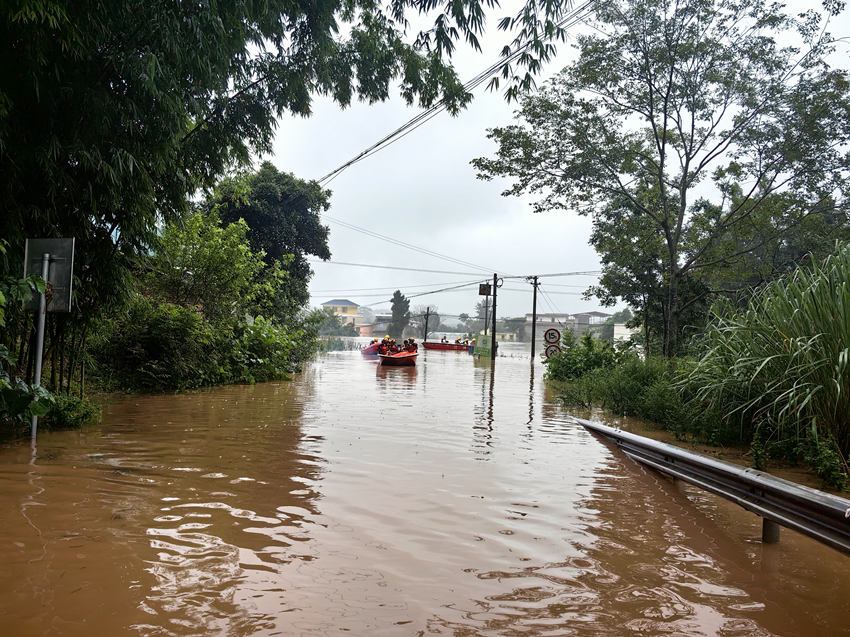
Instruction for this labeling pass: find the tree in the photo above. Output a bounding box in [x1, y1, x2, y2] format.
[411, 305, 440, 338]
[501, 316, 527, 340]
[144, 212, 282, 324]
[389, 290, 410, 338]
[211, 162, 331, 318]
[599, 308, 633, 341]
[474, 0, 850, 356]
[318, 308, 357, 336]
[1, 0, 575, 274]
[0, 0, 575, 398]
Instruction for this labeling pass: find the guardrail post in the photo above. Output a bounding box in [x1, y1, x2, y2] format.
[762, 518, 780, 544]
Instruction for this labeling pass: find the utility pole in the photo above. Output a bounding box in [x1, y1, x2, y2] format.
[31, 253, 50, 442]
[530, 276, 539, 362]
[424, 306, 430, 341]
[483, 296, 489, 336]
[491, 273, 498, 357]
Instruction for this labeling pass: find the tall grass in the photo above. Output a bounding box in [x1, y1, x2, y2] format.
[685, 246, 850, 465]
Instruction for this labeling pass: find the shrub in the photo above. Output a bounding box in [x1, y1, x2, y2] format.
[544, 331, 617, 381]
[91, 296, 224, 391]
[683, 246, 850, 461]
[228, 316, 296, 384]
[0, 344, 53, 429]
[43, 395, 101, 430]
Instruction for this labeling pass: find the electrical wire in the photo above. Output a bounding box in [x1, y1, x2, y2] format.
[360, 280, 487, 307]
[324, 214, 503, 274]
[502, 270, 601, 279]
[316, 0, 598, 186]
[311, 278, 482, 294]
[308, 259, 488, 276]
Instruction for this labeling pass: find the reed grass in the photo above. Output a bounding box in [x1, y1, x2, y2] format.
[685, 246, 850, 465]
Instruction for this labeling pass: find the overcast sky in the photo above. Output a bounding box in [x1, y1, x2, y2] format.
[268, 1, 850, 322]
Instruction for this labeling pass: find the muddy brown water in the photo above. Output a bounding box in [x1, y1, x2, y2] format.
[1, 344, 849, 636]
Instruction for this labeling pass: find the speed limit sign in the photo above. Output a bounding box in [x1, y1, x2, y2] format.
[544, 328, 560, 344]
[545, 344, 561, 358]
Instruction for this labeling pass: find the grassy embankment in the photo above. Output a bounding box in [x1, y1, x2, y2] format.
[546, 248, 850, 492]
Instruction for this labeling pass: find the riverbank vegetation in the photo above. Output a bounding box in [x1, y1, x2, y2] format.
[474, 0, 850, 357]
[1, 0, 573, 434]
[546, 248, 850, 490]
[474, 0, 850, 487]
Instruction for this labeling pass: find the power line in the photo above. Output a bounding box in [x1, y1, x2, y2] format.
[500, 287, 583, 295]
[311, 278, 482, 294]
[323, 214, 503, 274]
[503, 270, 601, 279]
[361, 280, 486, 307]
[316, 0, 598, 186]
[308, 259, 488, 276]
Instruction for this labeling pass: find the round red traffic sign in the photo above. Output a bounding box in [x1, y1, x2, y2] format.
[544, 344, 561, 358]
[544, 328, 560, 344]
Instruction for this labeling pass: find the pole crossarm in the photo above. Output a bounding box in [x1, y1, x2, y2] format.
[574, 417, 850, 556]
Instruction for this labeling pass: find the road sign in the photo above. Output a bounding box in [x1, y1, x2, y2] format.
[545, 344, 561, 358]
[478, 283, 491, 296]
[24, 238, 75, 312]
[544, 328, 560, 344]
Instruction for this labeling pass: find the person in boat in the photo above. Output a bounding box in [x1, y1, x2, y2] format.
[408, 338, 418, 352]
[441, 335, 447, 343]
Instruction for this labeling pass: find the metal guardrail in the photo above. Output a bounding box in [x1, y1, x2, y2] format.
[573, 417, 850, 555]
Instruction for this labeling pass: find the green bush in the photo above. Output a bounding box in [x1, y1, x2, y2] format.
[0, 344, 54, 428]
[683, 245, 850, 462]
[228, 316, 296, 384]
[91, 296, 224, 391]
[90, 295, 320, 391]
[43, 394, 101, 430]
[544, 331, 617, 381]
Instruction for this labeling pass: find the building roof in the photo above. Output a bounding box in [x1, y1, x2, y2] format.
[524, 311, 612, 319]
[321, 299, 359, 307]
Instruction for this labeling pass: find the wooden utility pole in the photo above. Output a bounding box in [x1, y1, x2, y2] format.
[530, 276, 539, 361]
[491, 273, 498, 357]
[424, 306, 430, 341]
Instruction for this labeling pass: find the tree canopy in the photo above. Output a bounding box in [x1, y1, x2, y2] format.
[144, 212, 283, 324]
[474, 0, 850, 355]
[389, 290, 410, 338]
[1, 0, 576, 270]
[211, 162, 331, 317]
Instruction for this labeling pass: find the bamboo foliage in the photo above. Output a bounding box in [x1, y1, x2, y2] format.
[687, 246, 850, 458]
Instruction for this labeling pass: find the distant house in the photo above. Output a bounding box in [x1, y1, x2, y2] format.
[321, 299, 359, 325]
[354, 313, 391, 338]
[523, 311, 611, 345]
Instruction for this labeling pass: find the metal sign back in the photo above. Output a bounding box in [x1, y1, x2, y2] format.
[24, 238, 75, 312]
[478, 283, 491, 296]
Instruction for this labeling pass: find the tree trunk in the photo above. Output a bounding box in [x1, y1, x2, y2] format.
[663, 273, 680, 357]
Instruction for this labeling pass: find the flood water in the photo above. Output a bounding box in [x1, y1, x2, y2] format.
[1, 344, 849, 636]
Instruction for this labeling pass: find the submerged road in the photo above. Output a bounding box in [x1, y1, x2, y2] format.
[1, 344, 848, 635]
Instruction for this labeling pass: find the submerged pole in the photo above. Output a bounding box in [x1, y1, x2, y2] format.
[491, 273, 497, 357]
[762, 518, 780, 544]
[530, 275, 538, 361]
[31, 252, 50, 442]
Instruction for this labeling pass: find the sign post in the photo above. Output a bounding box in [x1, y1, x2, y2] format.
[24, 238, 75, 442]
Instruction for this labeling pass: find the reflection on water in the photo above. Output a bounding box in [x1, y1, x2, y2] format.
[0, 345, 849, 635]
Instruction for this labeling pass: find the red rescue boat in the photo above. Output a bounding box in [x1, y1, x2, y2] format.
[422, 341, 472, 352]
[361, 341, 381, 356]
[378, 351, 418, 366]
